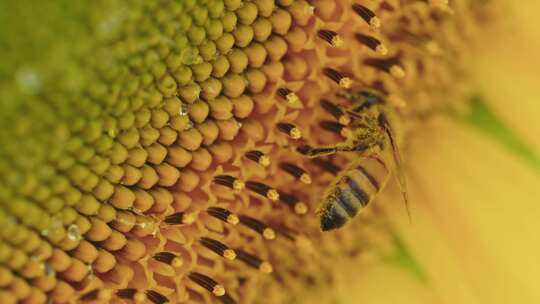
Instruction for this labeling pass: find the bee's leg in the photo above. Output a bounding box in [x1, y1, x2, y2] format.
[296, 143, 356, 158]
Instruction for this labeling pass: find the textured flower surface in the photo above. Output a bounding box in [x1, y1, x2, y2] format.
[1, 0, 538, 304]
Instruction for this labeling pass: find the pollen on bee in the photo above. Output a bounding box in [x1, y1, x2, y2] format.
[320, 99, 350, 125]
[278, 191, 308, 215]
[235, 250, 273, 274]
[355, 33, 388, 55]
[352, 4, 380, 29]
[146, 290, 169, 304]
[206, 207, 240, 225]
[279, 162, 312, 184]
[245, 150, 270, 167]
[188, 272, 227, 297]
[319, 120, 351, 138]
[153, 251, 183, 267]
[200, 237, 237, 260]
[322, 68, 352, 89]
[164, 211, 197, 225]
[277, 123, 302, 139]
[277, 88, 300, 105]
[117, 288, 147, 303]
[239, 215, 276, 240]
[317, 30, 344, 47]
[213, 175, 245, 190]
[246, 181, 280, 201]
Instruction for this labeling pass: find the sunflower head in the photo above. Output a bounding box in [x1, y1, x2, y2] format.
[0, 0, 490, 303]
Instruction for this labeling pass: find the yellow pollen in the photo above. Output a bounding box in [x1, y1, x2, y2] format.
[300, 173, 312, 184]
[425, 40, 441, 55]
[223, 249, 237, 260]
[182, 212, 197, 225]
[267, 189, 280, 201]
[376, 44, 388, 56]
[294, 202, 308, 215]
[263, 228, 276, 240]
[341, 127, 352, 138]
[369, 17, 381, 30]
[390, 65, 406, 79]
[171, 257, 183, 268]
[290, 128, 302, 139]
[259, 155, 271, 167]
[98, 290, 113, 301]
[331, 35, 344, 47]
[338, 115, 351, 126]
[259, 262, 273, 274]
[233, 180, 245, 190]
[285, 92, 300, 104]
[134, 292, 147, 303]
[388, 95, 407, 108]
[212, 285, 226, 297]
[227, 214, 240, 225]
[338, 77, 352, 89]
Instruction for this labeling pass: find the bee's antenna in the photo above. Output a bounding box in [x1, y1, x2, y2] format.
[378, 113, 411, 223]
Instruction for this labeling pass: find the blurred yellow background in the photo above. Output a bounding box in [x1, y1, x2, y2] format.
[338, 1, 540, 303]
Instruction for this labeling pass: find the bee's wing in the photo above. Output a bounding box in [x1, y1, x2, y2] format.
[379, 113, 411, 222]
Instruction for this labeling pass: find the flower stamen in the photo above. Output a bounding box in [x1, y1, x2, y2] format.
[279, 162, 312, 184]
[245, 150, 271, 167]
[146, 290, 169, 304]
[200, 237, 237, 261]
[277, 88, 300, 105]
[312, 158, 341, 175]
[355, 33, 388, 55]
[322, 68, 352, 89]
[319, 120, 352, 138]
[117, 288, 147, 303]
[246, 181, 280, 201]
[188, 272, 227, 297]
[235, 250, 273, 274]
[320, 99, 350, 125]
[277, 123, 302, 139]
[164, 212, 197, 225]
[153, 252, 183, 267]
[317, 30, 344, 47]
[352, 4, 381, 29]
[213, 175, 245, 190]
[364, 57, 406, 78]
[206, 207, 240, 225]
[80, 289, 112, 302]
[239, 215, 276, 240]
[278, 191, 308, 215]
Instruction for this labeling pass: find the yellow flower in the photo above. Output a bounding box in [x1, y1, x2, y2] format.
[3, 0, 536, 304]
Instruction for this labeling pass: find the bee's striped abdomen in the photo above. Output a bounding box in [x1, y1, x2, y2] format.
[320, 156, 390, 231]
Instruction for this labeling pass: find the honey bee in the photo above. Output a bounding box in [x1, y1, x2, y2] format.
[298, 90, 409, 231]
